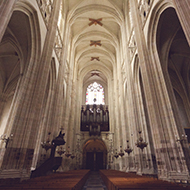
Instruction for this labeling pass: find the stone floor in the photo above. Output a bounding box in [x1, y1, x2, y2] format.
[82, 171, 107, 190]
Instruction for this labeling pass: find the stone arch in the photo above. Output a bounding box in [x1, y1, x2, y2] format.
[147, 2, 190, 172]
[79, 65, 111, 106]
[156, 7, 190, 129]
[0, 4, 41, 142]
[82, 138, 107, 170]
[68, 4, 123, 27]
[0, 2, 42, 174]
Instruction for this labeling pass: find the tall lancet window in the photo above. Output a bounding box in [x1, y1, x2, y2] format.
[86, 82, 104, 105]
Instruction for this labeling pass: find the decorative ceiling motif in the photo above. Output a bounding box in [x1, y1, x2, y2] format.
[91, 57, 100, 61]
[90, 40, 102, 47]
[88, 18, 103, 26]
[91, 73, 100, 77]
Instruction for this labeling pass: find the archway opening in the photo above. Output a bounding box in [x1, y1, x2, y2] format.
[156, 8, 190, 141]
[83, 139, 107, 171]
[0, 10, 32, 138]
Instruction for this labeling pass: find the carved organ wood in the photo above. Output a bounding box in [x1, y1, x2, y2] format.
[80, 104, 109, 136]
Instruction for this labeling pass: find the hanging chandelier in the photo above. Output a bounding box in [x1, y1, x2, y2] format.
[118, 146, 125, 157]
[114, 149, 119, 159]
[135, 131, 148, 151]
[124, 140, 133, 155]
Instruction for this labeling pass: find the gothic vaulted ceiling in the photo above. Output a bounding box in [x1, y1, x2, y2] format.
[66, 0, 125, 86]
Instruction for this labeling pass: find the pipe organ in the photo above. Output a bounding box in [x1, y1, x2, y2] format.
[81, 104, 109, 136]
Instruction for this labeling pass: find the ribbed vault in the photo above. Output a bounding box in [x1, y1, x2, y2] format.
[66, 0, 124, 104]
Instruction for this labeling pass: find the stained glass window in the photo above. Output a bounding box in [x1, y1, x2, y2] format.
[86, 82, 104, 105]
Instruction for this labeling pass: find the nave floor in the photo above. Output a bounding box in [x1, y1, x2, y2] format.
[1, 169, 190, 190]
[82, 171, 107, 190]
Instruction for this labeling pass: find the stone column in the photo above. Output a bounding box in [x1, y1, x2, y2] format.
[48, 5, 69, 138]
[0, 0, 62, 180]
[126, 72, 140, 172]
[130, 0, 189, 180]
[112, 69, 121, 170]
[173, 0, 190, 45]
[0, 0, 18, 42]
[53, 55, 68, 134]
[66, 80, 77, 167]
[0, 93, 8, 119]
[31, 75, 57, 169]
[115, 52, 128, 170]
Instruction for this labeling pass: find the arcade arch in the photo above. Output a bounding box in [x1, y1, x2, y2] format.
[0, 10, 32, 142]
[156, 7, 190, 136]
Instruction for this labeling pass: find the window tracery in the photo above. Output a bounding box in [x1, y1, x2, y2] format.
[86, 82, 104, 105]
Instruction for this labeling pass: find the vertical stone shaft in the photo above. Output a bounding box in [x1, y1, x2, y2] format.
[130, 0, 189, 179]
[173, 0, 190, 45]
[0, 0, 62, 178]
[28, 0, 62, 149]
[0, 0, 18, 42]
[130, 0, 173, 176]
